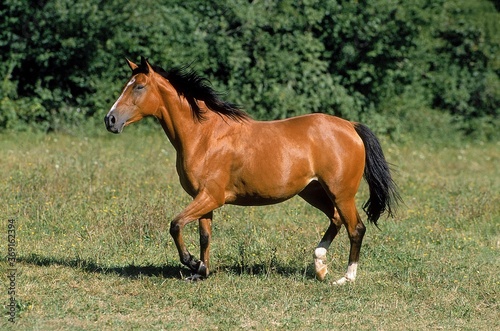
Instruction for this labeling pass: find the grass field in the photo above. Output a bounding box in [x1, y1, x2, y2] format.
[1, 125, 498, 330]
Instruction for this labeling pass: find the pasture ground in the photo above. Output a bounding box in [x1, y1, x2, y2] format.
[1, 126, 498, 330]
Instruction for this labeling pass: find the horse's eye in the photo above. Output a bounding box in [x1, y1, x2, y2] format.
[136, 84, 145, 90]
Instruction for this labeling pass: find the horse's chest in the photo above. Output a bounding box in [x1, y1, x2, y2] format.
[175, 155, 205, 197]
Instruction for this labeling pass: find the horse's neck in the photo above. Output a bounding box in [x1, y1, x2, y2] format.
[156, 82, 217, 155]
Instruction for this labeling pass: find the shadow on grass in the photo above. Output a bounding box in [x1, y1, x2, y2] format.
[19, 253, 315, 280]
[213, 261, 315, 279]
[18, 253, 184, 279]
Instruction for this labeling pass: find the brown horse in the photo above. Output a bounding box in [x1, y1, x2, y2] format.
[105, 57, 400, 283]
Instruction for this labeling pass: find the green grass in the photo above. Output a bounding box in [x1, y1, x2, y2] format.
[1, 126, 498, 330]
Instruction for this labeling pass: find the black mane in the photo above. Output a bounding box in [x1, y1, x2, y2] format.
[133, 58, 249, 122]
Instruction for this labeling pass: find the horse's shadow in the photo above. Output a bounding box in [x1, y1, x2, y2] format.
[18, 253, 314, 280]
[18, 253, 184, 279]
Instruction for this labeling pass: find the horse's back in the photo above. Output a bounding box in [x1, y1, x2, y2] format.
[245, 113, 363, 163]
[224, 113, 365, 205]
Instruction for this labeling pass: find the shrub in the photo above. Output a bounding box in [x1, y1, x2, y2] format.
[0, 0, 498, 140]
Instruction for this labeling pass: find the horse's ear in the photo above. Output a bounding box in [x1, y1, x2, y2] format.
[126, 58, 138, 71]
[140, 56, 154, 74]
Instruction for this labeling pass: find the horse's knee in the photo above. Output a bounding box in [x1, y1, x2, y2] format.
[348, 221, 366, 244]
[355, 222, 366, 237]
[169, 220, 181, 237]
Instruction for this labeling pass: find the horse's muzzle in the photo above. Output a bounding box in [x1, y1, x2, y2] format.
[104, 114, 121, 134]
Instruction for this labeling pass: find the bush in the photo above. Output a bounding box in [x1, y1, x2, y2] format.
[429, 20, 499, 137]
[0, 0, 498, 140]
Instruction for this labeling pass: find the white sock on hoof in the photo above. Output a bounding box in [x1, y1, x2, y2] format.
[314, 247, 327, 259]
[334, 262, 358, 285]
[346, 262, 358, 280]
[314, 247, 328, 281]
[333, 276, 349, 285]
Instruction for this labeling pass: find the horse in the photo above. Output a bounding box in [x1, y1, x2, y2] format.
[104, 57, 400, 283]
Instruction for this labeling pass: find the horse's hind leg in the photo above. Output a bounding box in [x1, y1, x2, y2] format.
[299, 182, 342, 281]
[314, 207, 343, 281]
[334, 198, 366, 285]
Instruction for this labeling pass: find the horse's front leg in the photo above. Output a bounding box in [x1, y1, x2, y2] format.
[198, 212, 213, 277]
[169, 190, 221, 280]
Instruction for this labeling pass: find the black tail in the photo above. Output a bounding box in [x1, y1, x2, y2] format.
[354, 123, 401, 226]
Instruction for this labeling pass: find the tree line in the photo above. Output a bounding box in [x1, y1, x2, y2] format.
[0, 0, 498, 140]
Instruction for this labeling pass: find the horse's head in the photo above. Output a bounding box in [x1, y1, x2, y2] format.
[105, 57, 161, 133]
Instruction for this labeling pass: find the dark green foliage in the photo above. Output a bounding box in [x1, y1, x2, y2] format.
[430, 19, 499, 138]
[0, 0, 498, 139]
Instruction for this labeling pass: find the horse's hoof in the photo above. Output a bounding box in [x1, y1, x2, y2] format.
[314, 247, 328, 281]
[197, 261, 209, 277]
[314, 262, 328, 281]
[333, 276, 354, 285]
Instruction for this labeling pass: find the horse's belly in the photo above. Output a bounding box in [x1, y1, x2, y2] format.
[227, 195, 293, 206]
[225, 174, 315, 206]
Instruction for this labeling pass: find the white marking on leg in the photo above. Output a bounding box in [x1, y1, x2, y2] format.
[314, 247, 327, 259]
[314, 247, 328, 281]
[334, 262, 358, 285]
[346, 262, 358, 280]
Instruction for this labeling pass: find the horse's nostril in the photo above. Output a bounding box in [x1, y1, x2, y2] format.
[109, 115, 116, 124]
